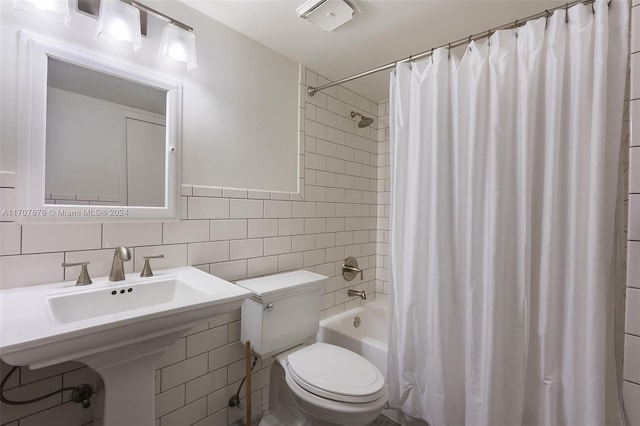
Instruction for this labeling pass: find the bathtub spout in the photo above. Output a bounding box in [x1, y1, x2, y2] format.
[348, 289, 367, 300]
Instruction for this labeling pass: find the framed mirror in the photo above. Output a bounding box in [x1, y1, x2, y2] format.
[17, 31, 182, 222]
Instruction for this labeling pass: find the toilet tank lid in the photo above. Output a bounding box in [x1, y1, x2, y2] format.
[236, 270, 327, 301]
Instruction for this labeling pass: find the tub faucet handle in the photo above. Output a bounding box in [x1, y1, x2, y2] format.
[342, 256, 363, 281]
[343, 265, 363, 279]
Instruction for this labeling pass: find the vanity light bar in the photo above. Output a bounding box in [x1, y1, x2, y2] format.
[77, 0, 193, 33]
[129, 0, 193, 33]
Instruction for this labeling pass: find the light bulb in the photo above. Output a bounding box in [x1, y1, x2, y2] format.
[168, 42, 187, 62]
[96, 0, 142, 50]
[107, 18, 132, 41]
[12, 0, 70, 25]
[159, 23, 198, 71]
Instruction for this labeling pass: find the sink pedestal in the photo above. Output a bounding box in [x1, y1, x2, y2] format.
[79, 331, 185, 426]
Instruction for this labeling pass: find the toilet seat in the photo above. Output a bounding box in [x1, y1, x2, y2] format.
[285, 342, 386, 403]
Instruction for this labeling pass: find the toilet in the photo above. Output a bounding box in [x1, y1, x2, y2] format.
[237, 270, 388, 425]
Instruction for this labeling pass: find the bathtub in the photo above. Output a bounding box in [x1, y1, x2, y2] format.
[318, 295, 389, 377]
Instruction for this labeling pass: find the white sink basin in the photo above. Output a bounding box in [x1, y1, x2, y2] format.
[0, 266, 252, 426]
[47, 277, 213, 324]
[0, 266, 251, 367]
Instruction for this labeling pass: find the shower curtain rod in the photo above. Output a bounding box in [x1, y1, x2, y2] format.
[307, 0, 602, 97]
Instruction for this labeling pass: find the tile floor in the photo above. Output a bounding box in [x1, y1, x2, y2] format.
[233, 412, 400, 426]
[367, 414, 401, 425]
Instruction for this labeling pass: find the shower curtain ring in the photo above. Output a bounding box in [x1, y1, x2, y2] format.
[448, 43, 451, 59]
[545, 10, 550, 29]
[431, 48, 434, 63]
[468, 35, 473, 50]
[408, 55, 412, 70]
[565, 3, 569, 23]
[487, 29, 491, 46]
[591, 1, 595, 14]
[514, 19, 518, 38]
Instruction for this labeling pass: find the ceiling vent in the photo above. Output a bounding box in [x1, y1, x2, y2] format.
[296, 0, 359, 33]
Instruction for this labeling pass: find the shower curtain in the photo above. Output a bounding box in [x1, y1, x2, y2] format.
[388, 1, 628, 425]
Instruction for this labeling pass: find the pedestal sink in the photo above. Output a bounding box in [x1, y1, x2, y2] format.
[0, 266, 252, 426]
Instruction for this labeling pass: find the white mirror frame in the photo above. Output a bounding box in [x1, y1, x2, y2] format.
[17, 31, 182, 223]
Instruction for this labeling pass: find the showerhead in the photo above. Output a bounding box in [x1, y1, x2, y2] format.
[350, 111, 374, 128]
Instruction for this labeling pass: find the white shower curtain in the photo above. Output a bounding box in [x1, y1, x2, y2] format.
[388, 1, 628, 425]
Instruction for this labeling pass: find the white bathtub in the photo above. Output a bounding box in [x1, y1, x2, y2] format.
[318, 295, 389, 377]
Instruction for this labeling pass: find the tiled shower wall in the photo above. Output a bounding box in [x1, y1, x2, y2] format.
[0, 68, 390, 426]
[625, 2, 640, 425]
[375, 101, 391, 295]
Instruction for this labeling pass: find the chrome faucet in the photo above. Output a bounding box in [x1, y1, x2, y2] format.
[109, 247, 131, 281]
[347, 289, 367, 300]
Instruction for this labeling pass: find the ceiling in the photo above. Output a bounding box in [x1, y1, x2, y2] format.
[179, 0, 567, 102]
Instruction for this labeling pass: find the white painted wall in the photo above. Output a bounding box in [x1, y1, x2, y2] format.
[0, 0, 299, 192]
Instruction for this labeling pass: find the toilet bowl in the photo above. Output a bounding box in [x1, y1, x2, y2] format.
[284, 343, 387, 424]
[237, 271, 388, 425]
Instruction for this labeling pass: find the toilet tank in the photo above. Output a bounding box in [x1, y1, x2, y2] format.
[236, 270, 327, 358]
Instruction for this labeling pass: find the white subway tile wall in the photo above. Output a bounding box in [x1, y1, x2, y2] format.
[377, 101, 391, 295]
[0, 67, 390, 425]
[628, 4, 640, 424]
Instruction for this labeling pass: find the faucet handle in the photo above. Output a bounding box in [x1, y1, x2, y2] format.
[342, 256, 363, 281]
[62, 262, 92, 286]
[140, 255, 164, 277]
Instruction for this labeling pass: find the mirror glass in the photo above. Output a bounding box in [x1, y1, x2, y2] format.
[44, 57, 168, 207]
